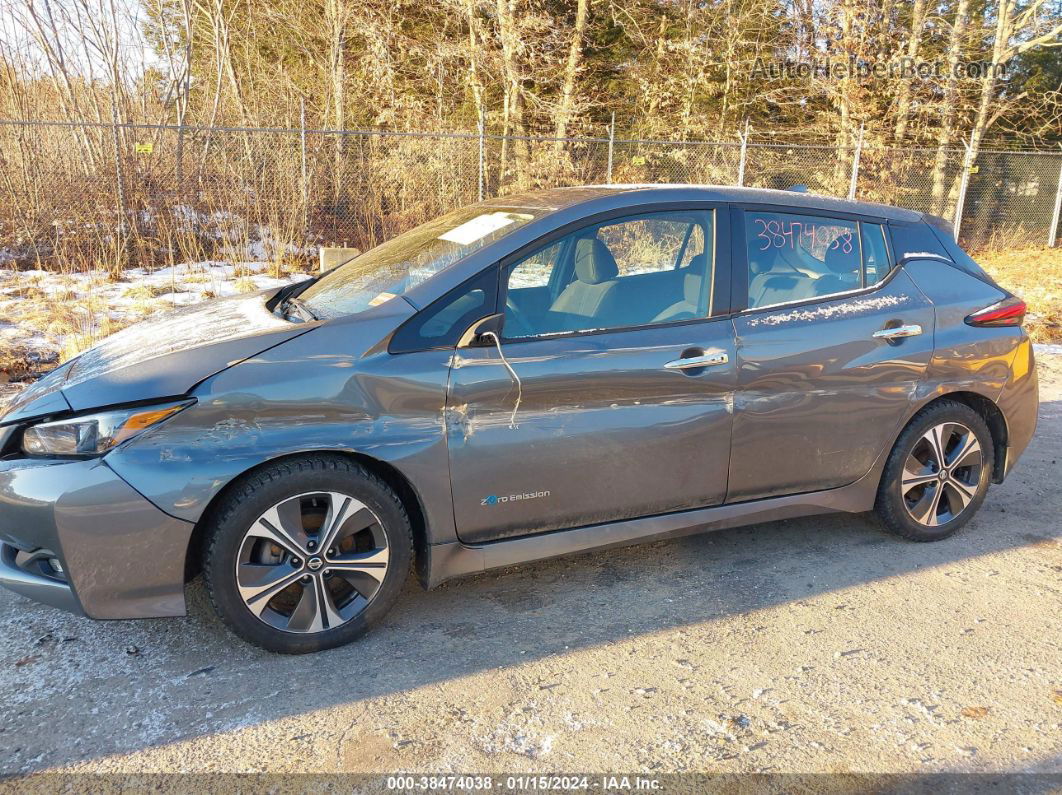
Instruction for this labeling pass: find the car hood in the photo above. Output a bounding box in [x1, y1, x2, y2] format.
[2, 291, 314, 422]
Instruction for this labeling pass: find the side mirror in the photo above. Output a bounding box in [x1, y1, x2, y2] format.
[457, 313, 505, 348]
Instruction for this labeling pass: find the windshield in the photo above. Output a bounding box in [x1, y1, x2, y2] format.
[299, 205, 541, 318]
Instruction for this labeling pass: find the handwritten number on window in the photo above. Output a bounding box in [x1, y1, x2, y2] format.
[754, 218, 853, 256]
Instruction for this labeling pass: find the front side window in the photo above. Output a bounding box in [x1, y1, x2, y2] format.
[300, 206, 541, 319]
[502, 211, 714, 339]
[744, 211, 891, 309]
[596, 217, 705, 276]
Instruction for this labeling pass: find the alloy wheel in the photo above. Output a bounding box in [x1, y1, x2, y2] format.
[234, 491, 389, 633]
[901, 422, 983, 528]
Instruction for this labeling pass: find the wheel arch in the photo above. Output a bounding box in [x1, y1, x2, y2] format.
[905, 390, 1008, 484]
[184, 450, 432, 587]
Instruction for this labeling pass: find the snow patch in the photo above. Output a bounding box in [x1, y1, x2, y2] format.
[1034, 343, 1062, 357]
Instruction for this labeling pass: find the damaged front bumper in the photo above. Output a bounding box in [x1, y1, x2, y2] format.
[0, 456, 194, 619]
[0, 541, 82, 614]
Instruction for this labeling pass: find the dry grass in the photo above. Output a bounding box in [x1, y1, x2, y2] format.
[0, 277, 157, 382]
[0, 340, 56, 385]
[121, 283, 175, 300]
[973, 246, 1062, 343]
[233, 276, 259, 294]
[18, 294, 133, 363]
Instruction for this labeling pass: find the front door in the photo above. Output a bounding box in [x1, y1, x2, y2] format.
[447, 208, 737, 544]
[727, 207, 935, 502]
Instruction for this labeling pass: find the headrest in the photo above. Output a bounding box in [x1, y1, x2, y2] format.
[683, 273, 703, 304]
[574, 236, 619, 284]
[686, 252, 708, 273]
[747, 258, 773, 278]
[824, 241, 859, 274]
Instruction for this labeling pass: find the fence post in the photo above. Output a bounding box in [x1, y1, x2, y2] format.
[737, 118, 749, 187]
[1049, 159, 1062, 248]
[606, 112, 615, 185]
[848, 123, 864, 200]
[299, 98, 308, 234]
[110, 104, 127, 271]
[477, 107, 485, 202]
[953, 132, 975, 242]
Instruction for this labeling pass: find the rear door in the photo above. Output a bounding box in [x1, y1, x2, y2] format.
[727, 206, 935, 502]
[446, 207, 738, 544]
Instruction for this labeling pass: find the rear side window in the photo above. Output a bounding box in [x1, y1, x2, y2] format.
[744, 211, 880, 309]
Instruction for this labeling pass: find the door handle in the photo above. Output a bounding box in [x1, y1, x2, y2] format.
[664, 352, 729, 370]
[872, 324, 922, 341]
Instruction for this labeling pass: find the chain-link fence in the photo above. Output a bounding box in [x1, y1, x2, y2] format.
[0, 118, 1058, 272]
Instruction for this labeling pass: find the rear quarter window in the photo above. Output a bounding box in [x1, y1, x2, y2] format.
[926, 222, 998, 285]
[889, 221, 950, 262]
[892, 219, 999, 287]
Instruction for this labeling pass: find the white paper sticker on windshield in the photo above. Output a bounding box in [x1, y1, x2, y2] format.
[368, 291, 396, 306]
[439, 212, 516, 246]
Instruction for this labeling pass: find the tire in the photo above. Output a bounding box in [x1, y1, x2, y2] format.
[202, 454, 412, 653]
[875, 400, 994, 542]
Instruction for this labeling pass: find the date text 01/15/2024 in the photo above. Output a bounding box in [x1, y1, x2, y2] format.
[386, 774, 662, 790]
[481, 490, 552, 506]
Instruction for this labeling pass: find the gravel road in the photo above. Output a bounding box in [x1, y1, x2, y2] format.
[1, 357, 1060, 779]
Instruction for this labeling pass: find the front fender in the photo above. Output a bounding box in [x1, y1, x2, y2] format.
[104, 313, 459, 545]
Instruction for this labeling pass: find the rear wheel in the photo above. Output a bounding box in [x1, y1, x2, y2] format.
[875, 401, 993, 542]
[203, 455, 411, 653]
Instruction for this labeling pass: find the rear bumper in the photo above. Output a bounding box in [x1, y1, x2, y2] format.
[0, 456, 194, 619]
[997, 338, 1039, 481]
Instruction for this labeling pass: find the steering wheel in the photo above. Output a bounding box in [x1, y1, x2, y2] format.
[503, 295, 534, 339]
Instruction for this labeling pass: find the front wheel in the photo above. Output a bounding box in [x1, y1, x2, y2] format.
[202, 455, 412, 653]
[875, 400, 993, 542]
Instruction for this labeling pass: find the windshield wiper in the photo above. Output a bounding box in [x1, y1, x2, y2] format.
[279, 295, 318, 323]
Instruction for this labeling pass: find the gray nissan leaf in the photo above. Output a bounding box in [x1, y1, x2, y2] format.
[0, 185, 1038, 653]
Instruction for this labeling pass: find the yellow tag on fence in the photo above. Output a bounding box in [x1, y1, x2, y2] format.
[631, 155, 646, 166]
[134, 142, 154, 154]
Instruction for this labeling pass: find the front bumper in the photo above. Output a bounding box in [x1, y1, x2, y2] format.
[0, 542, 82, 614]
[0, 456, 194, 619]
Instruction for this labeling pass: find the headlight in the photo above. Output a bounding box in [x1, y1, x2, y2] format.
[21, 400, 194, 456]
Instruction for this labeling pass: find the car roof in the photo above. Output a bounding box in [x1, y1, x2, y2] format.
[481, 184, 924, 223]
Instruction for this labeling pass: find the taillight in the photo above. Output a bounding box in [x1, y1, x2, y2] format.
[965, 296, 1026, 327]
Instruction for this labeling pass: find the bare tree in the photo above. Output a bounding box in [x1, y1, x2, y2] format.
[494, 0, 529, 184]
[930, 0, 972, 214]
[553, 0, 589, 146]
[968, 0, 1062, 158]
[324, 0, 349, 133]
[892, 0, 927, 144]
